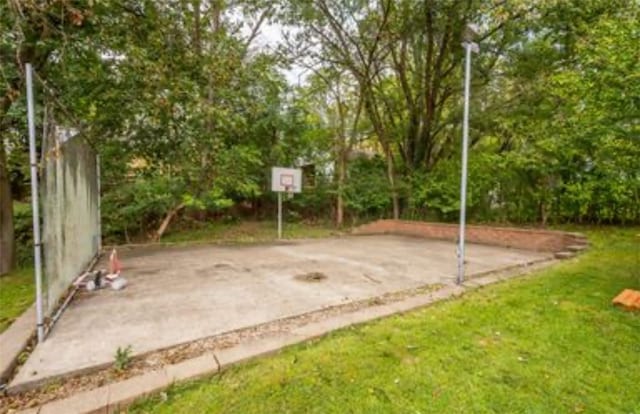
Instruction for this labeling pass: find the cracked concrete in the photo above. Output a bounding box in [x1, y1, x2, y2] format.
[10, 235, 550, 393]
[13, 255, 558, 414]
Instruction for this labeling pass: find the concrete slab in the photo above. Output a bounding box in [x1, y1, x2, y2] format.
[37, 385, 108, 414]
[164, 352, 218, 382]
[15, 408, 40, 414]
[11, 235, 550, 389]
[106, 370, 168, 412]
[0, 304, 35, 383]
[16, 255, 560, 414]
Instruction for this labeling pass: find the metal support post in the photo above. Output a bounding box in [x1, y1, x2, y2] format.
[277, 191, 283, 239]
[457, 42, 474, 285]
[26, 63, 45, 342]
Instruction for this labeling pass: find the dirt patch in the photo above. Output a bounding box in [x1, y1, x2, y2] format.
[294, 272, 328, 282]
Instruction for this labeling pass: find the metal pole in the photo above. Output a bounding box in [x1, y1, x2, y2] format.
[26, 63, 45, 342]
[457, 43, 473, 285]
[277, 191, 282, 239]
[96, 154, 102, 252]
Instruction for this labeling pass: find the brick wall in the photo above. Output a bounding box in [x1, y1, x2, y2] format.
[353, 220, 585, 252]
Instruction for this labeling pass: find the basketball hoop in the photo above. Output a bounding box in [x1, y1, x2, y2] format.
[271, 167, 302, 239]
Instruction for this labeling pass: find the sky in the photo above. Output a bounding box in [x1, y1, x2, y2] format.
[244, 19, 307, 85]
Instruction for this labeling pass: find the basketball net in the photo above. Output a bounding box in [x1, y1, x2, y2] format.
[285, 185, 294, 199]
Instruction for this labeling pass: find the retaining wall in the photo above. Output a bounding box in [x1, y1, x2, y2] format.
[354, 220, 585, 252]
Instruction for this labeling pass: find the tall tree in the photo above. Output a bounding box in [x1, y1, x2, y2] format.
[284, 0, 402, 217]
[305, 69, 364, 226]
[0, 0, 96, 274]
[283, 0, 540, 217]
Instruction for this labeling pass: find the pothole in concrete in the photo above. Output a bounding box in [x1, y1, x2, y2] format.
[294, 272, 328, 282]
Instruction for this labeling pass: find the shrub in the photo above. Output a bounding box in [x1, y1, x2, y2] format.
[13, 202, 33, 266]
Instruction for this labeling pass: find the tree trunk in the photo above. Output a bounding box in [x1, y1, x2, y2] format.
[153, 202, 186, 242]
[360, 85, 400, 220]
[385, 146, 400, 219]
[336, 150, 346, 227]
[193, 0, 202, 56]
[1, 90, 16, 275]
[0, 135, 14, 275]
[540, 200, 548, 227]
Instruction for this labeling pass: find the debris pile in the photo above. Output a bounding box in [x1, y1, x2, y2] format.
[73, 249, 128, 292]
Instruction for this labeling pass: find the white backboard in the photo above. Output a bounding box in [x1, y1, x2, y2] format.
[271, 167, 302, 193]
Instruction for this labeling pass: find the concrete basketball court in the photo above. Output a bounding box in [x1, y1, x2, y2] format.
[12, 234, 551, 389]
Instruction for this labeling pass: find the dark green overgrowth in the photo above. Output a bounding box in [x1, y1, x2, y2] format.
[343, 156, 395, 222]
[3, 1, 638, 269]
[130, 228, 640, 413]
[12, 202, 34, 266]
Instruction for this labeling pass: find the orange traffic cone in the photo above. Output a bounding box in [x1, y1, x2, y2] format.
[109, 248, 122, 276]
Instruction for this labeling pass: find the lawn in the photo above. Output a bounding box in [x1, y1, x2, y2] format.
[130, 228, 640, 414]
[0, 267, 34, 333]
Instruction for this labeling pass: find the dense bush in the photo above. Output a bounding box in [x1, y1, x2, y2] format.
[406, 148, 640, 225]
[287, 174, 334, 222]
[99, 144, 640, 243]
[13, 202, 33, 266]
[343, 156, 392, 222]
[101, 176, 186, 243]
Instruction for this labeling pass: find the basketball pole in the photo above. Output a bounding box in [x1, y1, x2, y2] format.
[277, 191, 283, 239]
[272, 168, 300, 239]
[26, 63, 45, 343]
[457, 29, 478, 285]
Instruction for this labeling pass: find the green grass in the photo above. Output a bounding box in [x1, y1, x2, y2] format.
[0, 267, 35, 333]
[130, 228, 640, 414]
[161, 220, 338, 244]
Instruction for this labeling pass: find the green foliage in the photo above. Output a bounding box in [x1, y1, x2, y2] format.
[287, 0, 640, 226]
[288, 174, 334, 221]
[114, 345, 133, 372]
[182, 189, 233, 212]
[407, 153, 503, 222]
[5, 0, 639, 251]
[344, 157, 392, 221]
[470, 0, 640, 224]
[408, 167, 459, 221]
[13, 202, 33, 266]
[0, 266, 34, 333]
[101, 176, 185, 242]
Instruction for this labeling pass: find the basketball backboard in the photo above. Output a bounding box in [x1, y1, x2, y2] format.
[271, 167, 302, 193]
